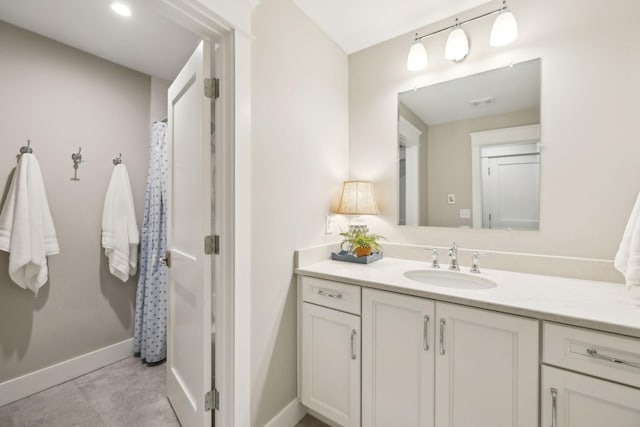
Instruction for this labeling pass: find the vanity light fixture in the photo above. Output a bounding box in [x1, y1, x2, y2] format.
[407, 0, 518, 71]
[337, 181, 379, 233]
[110, 2, 132, 17]
[490, 4, 518, 47]
[407, 36, 428, 71]
[444, 19, 469, 62]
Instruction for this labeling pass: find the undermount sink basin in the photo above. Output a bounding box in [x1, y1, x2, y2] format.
[403, 269, 497, 290]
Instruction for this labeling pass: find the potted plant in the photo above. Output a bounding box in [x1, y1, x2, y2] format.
[339, 229, 385, 257]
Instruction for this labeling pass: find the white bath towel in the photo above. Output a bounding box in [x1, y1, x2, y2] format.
[614, 192, 640, 288]
[0, 153, 59, 295]
[102, 164, 139, 282]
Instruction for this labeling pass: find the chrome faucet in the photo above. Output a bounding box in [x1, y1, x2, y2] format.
[448, 241, 460, 271]
[470, 251, 490, 273]
[424, 248, 440, 268]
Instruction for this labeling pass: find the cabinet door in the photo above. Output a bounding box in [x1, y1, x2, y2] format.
[435, 302, 539, 427]
[301, 303, 360, 427]
[362, 289, 435, 427]
[542, 366, 640, 427]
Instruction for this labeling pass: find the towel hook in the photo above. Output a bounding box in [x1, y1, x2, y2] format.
[71, 147, 83, 181]
[17, 139, 33, 160]
[113, 153, 122, 166]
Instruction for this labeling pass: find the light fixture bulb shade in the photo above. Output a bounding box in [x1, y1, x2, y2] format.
[444, 27, 469, 61]
[337, 181, 380, 215]
[490, 11, 518, 47]
[407, 41, 428, 71]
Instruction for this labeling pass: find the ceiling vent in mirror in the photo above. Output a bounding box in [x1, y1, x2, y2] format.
[469, 97, 496, 107]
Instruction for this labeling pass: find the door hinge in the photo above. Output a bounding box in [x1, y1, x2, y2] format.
[205, 78, 220, 99]
[487, 167, 491, 176]
[205, 388, 219, 411]
[204, 235, 220, 255]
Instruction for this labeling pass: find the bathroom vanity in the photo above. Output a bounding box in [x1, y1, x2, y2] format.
[295, 256, 640, 427]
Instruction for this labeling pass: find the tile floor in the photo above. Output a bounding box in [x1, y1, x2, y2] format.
[0, 357, 179, 427]
[0, 357, 329, 427]
[295, 414, 330, 427]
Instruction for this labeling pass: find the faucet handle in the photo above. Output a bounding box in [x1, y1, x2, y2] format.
[470, 251, 490, 273]
[424, 248, 440, 269]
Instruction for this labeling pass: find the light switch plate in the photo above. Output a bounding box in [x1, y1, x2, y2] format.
[325, 215, 334, 234]
[459, 209, 471, 219]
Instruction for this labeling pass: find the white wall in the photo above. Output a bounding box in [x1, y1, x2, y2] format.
[0, 21, 150, 382]
[349, 0, 640, 265]
[251, 0, 349, 425]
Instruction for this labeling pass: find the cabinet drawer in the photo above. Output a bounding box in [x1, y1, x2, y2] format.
[543, 322, 640, 388]
[301, 276, 361, 315]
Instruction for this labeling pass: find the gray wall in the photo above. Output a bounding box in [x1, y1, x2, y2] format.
[251, 0, 349, 425]
[349, 0, 640, 264]
[0, 21, 150, 382]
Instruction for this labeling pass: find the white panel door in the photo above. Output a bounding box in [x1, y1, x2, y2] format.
[542, 366, 640, 427]
[435, 303, 539, 427]
[362, 289, 435, 427]
[166, 40, 213, 427]
[301, 303, 360, 427]
[482, 154, 540, 229]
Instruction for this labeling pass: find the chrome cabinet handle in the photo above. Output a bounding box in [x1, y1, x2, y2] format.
[423, 315, 430, 351]
[439, 319, 446, 355]
[550, 388, 557, 427]
[317, 289, 343, 299]
[586, 348, 640, 369]
[350, 329, 357, 360]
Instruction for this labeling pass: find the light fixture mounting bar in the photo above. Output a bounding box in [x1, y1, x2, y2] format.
[414, 4, 507, 42]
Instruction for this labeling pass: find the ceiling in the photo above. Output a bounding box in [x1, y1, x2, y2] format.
[399, 59, 540, 125]
[292, 0, 493, 54]
[0, 0, 201, 81]
[0, 0, 500, 78]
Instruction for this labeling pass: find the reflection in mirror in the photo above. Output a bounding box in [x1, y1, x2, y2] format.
[398, 58, 541, 230]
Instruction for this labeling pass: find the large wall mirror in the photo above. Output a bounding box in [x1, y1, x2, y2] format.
[398, 58, 541, 230]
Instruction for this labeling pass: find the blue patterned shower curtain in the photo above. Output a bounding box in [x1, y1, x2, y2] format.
[133, 121, 168, 364]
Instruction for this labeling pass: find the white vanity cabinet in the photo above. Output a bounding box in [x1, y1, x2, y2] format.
[435, 302, 539, 427]
[541, 323, 640, 427]
[360, 289, 539, 427]
[362, 289, 435, 427]
[300, 277, 361, 427]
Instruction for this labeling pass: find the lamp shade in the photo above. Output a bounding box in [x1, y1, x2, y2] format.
[407, 41, 428, 71]
[444, 27, 469, 61]
[490, 11, 518, 47]
[337, 181, 379, 215]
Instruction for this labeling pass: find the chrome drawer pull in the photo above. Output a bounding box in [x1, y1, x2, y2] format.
[317, 289, 343, 299]
[439, 319, 446, 355]
[586, 348, 640, 369]
[423, 315, 430, 351]
[350, 329, 357, 360]
[550, 388, 557, 427]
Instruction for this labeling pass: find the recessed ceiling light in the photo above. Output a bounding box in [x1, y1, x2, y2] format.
[110, 2, 132, 17]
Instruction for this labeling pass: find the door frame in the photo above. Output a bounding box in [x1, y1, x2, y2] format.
[151, 2, 254, 427]
[469, 124, 540, 229]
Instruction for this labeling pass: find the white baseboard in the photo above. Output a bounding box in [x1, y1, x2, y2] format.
[0, 338, 133, 407]
[264, 398, 307, 427]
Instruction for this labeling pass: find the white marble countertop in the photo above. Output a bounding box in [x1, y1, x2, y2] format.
[295, 257, 640, 338]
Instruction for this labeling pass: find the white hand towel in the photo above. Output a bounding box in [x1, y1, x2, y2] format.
[614, 192, 640, 288]
[102, 164, 139, 282]
[0, 153, 59, 295]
